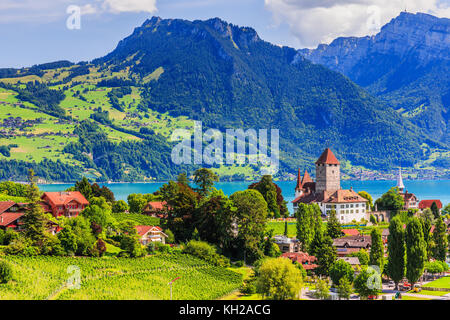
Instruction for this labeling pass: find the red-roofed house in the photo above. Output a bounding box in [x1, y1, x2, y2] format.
[281, 252, 318, 271]
[0, 201, 28, 231]
[136, 225, 168, 245]
[41, 191, 89, 218]
[419, 200, 443, 210]
[342, 229, 360, 237]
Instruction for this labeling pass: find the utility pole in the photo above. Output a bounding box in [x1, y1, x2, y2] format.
[168, 276, 181, 300]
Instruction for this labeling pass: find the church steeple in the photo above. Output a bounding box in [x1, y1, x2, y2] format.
[397, 167, 405, 193]
[295, 169, 302, 192]
[295, 169, 303, 198]
[302, 169, 312, 185]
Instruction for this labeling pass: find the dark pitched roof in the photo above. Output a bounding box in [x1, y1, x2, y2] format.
[315, 148, 340, 165]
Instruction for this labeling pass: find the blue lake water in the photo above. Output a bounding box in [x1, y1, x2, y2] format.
[39, 180, 450, 214]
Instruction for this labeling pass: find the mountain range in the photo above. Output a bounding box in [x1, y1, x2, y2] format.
[299, 12, 450, 145]
[0, 13, 448, 182]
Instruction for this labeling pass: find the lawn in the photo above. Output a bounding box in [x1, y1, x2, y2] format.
[112, 213, 160, 226]
[424, 276, 450, 290]
[266, 220, 297, 237]
[401, 295, 431, 300]
[408, 289, 449, 296]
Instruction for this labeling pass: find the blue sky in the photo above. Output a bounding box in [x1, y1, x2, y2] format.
[0, 0, 448, 68]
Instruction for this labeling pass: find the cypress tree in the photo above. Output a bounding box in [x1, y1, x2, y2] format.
[22, 169, 46, 243]
[296, 203, 314, 252]
[430, 202, 440, 220]
[386, 216, 406, 290]
[369, 228, 384, 272]
[326, 209, 342, 239]
[405, 217, 427, 287]
[432, 217, 448, 262]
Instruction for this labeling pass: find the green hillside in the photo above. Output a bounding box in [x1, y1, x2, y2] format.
[0, 17, 448, 182]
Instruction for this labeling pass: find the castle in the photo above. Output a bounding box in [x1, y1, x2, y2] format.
[293, 148, 368, 224]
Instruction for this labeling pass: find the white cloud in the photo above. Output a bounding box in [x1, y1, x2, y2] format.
[264, 0, 450, 48]
[0, 0, 158, 23]
[102, 0, 158, 13]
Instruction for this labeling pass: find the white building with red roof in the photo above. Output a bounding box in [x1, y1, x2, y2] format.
[135, 225, 168, 245]
[293, 148, 369, 224]
[41, 191, 89, 218]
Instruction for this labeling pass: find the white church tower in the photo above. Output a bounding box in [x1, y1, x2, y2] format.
[397, 167, 405, 193]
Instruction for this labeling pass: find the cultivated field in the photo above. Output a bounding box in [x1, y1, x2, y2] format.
[0, 254, 243, 300]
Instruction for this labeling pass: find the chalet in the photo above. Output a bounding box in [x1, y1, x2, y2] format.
[419, 200, 443, 211]
[136, 225, 168, 245]
[0, 201, 27, 231]
[142, 201, 169, 218]
[41, 191, 89, 218]
[0, 200, 62, 234]
[333, 235, 371, 257]
[274, 235, 300, 253]
[281, 252, 318, 271]
[292, 149, 368, 224]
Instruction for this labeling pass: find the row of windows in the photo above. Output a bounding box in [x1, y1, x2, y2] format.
[325, 203, 365, 209]
[327, 209, 365, 214]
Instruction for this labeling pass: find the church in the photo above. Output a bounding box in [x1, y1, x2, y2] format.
[292, 148, 369, 224]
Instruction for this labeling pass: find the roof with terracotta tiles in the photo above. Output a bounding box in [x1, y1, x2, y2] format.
[315, 148, 340, 165]
[419, 200, 442, 209]
[42, 191, 89, 207]
[0, 212, 24, 227]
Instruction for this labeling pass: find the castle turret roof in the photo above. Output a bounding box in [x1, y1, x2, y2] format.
[315, 148, 340, 165]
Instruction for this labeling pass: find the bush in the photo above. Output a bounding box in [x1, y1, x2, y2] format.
[183, 240, 230, 267]
[234, 260, 244, 267]
[0, 261, 13, 283]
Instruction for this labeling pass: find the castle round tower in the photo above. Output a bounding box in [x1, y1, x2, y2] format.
[315, 148, 340, 193]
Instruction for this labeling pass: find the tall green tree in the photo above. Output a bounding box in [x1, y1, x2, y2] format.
[418, 210, 433, 260]
[249, 175, 280, 218]
[230, 189, 268, 263]
[75, 177, 93, 201]
[386, 216, 406, 290]
[374, 187, 404, 213]
[310, 231, 337, 277]
[193, 168, 219, 197]
[194, 189, 237, 251]
[326, 209, 342, 239]
[432, 217, 448, 262]
[256, 257, 303, 300]
[22, 169, 46, 243]
[369, 228, 384, 272]
[248, 175, 288, 218]
[329, 259, 354, 286]
[405, 217, 427, 287]
[430, 202, 440, 219]
[296, 203, 314, 251]
[354, 266, 382, 299]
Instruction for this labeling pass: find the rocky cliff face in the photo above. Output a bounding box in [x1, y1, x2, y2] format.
[301, 12, 450, 75]
[299, 12, 450, 144]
